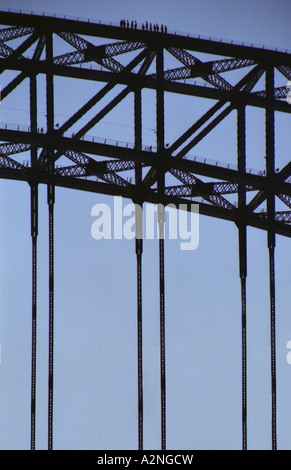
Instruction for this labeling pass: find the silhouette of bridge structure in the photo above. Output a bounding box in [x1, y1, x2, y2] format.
[0, 9, 291, 451]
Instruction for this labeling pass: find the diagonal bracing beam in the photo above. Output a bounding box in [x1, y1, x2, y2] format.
[35, 46, 150, 170]
[170, 168, 236, 211]
[142, 64, 264, 191]
[1, 35, 46, 101]
[54, 35, 145, 67]
[0, 31, 39, 73]
[167, 47, 233, 91]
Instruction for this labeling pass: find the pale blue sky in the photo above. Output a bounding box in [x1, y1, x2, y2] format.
[0, 0, 291, 450]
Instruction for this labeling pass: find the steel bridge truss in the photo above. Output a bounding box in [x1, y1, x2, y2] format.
[0, 10, 291, 451]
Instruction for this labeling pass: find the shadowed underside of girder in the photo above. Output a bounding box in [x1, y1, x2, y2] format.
[0, 10, 290, 452]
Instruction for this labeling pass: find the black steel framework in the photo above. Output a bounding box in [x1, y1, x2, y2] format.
[0, 10, 291, 451]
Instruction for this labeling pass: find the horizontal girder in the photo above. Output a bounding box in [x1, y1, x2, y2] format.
[1, 10, 291, 67]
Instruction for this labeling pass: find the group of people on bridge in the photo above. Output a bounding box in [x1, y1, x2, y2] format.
[120, 19, 168, 33]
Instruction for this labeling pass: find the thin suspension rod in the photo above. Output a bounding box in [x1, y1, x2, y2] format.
[266, 65, 277, 451]
[156, 47, 166, 451]
[30, 70, 38, 451]
[48, 190, 54, 451]
[240, 274, 247, 449]
[238, 105, 247, 450]
[46, 32, 55, 451]
[30, 185, 38, 450]
[269, 244, 277, 450]
[134, 88, 143, 450]
[136, 240, 143, 449]
[158, 216, 166, 451]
